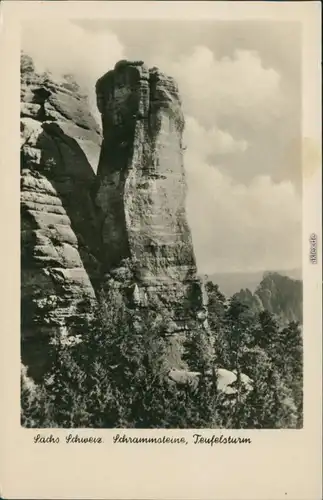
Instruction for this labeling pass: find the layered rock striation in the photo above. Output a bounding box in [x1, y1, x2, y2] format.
[21, 54, 101, 379]
[95, 61, 209, 346]
[21, 56, 209, 379]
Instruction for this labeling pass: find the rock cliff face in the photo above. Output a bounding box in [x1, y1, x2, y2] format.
[233, 272, 303, 325]
[21, 56, 209, 379]
[95, 61, 208, 345]
[21, 54, 101, 379]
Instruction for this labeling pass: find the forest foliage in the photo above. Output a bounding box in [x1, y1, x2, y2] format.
[21, 279, 303, 429]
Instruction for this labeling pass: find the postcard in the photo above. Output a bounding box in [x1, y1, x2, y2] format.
[0, 1, 321, 499]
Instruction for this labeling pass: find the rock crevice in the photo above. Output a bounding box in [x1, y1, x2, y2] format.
[21, 56, 209, 379]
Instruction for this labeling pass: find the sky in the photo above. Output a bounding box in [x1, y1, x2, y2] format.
[22, 19, 302, 274]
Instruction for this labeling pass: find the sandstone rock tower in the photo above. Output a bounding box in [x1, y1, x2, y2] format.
[20, 56, 209, 379]
[95, 60, 208, 342]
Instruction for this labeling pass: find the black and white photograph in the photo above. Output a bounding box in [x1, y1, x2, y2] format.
[20, 16, 305, 430]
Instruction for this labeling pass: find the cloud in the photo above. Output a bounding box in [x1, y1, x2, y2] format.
[154, 46, 282, 129]
[22, 20, 125, 82]
[22, 19, 125, 121]
[22, 23, 281, 133]
[184, 116, 248, 157]
[21, 21, 301, 273]
[155, 45, 300, 273]
[185, 153, 301, 274]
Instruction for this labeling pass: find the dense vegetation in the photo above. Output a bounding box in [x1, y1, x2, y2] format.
[21, 279, 303, 429]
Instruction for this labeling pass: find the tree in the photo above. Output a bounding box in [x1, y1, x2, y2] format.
[224, 297, 256, 371]
[277, 321, 303, 427]
[204, 282, 230, 367]
[21, 369, 55, 428]
[21, 279, 303, 429]
[205, 281, 227, 331]
[254, 310, 280, 350]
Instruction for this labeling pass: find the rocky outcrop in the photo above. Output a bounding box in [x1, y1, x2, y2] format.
[21, 54, 101, 379]
[167, 368, 253, 397]
[95, 61, 209, 347]
[233, 272, 303, 325]
[21, 56, 210, 379]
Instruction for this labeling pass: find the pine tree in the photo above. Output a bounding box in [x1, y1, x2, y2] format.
[21, 278, 303, 429]
[254, 310, 280, 350]
[205, 281, 229, 367]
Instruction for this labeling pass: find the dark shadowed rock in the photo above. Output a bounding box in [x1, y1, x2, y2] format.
[20, 53, 101, 380]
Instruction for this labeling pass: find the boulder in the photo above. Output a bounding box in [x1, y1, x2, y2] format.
[167, 367, 253, 396]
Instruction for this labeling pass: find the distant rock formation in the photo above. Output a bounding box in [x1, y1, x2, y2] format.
[204, 268, 302, 297]
[21, 56, 210, 379]
[233, 272, 303, 324]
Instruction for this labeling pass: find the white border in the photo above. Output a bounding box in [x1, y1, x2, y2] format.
[0, 2, 321, 499]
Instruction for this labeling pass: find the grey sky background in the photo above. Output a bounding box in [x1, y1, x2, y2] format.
[22, 19, 302, 274]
